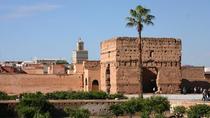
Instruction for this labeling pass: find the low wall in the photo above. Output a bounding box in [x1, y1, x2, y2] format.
[0, 100, 209, 116]
[0, 74, 83, 95]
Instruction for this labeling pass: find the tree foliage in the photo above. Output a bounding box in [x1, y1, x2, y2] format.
[45, 91, 127, 100]
[0, 91, 17, 100]
[55, 60, 69, 64]
[16, 92, 53, 118]
[109, 96, 170, 118]
[187, 104, 210, 118]
[110, 104, 124, 117]
[173, 106, 186, 118]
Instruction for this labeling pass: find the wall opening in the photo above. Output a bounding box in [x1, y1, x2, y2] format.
[85, 78, 87, 85]
[92, 80, 99, 91]
[149, 50, 154, 57]
[142, 68, 158, 93]
[105, 64, 111, 94]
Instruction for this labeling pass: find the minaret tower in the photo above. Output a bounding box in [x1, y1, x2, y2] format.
[72, 38, 88, 64]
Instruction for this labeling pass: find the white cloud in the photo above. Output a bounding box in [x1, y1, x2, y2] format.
[0, 3, 61, 19]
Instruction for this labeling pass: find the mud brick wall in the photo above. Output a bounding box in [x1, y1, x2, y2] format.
[100, 37, 181, 94]
[83, 61, 101, 91]
[0, 74, 83, 95]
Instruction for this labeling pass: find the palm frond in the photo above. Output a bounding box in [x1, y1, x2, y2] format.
[126, 5, 155, 29]
[130, 9, 137, 17]
[126, 22, 135, 27]
[126, 17, 138, 27]
[143, 15, 155, 25]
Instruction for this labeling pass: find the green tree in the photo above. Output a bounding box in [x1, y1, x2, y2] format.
[140, 96, 169, 117]
[122, 98, 142, 118]
[0, 91, 8, 100]
[109, 104, 124, 118]
[149, 96, 170, 114]
[173, 106, 186, 118]
[16, 92, 53, 118]
[56, 60, 69, 64]
[187, 104, 210, 118]
[126, 5, 155, 97]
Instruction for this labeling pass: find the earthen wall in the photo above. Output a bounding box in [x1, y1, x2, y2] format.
[0, 74, 83, 95]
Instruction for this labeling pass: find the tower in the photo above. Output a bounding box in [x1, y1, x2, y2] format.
[72, 38, 88, 64]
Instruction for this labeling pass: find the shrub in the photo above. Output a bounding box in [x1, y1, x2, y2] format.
[149, 96, 170, 114]
[173, 106, 186, 118]
[187, 104, 210, 118]
[0, 91, 8, 100]
[108, 93, 128, 99]
[110, 104, 124, 117]
[122, 98, 143, 118]
[0, 91, 17, 100]
[16, 92, 54, 118]
[45, 91, 128, 100]
[139, 96, 170, 118]
[64, 107, 90, 118]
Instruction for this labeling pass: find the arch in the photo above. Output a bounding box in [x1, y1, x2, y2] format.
[92, 80, 99, 91]
[142, 68, 158, 93]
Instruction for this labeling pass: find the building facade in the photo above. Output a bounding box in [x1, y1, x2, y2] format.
[100, 37, 182, 94]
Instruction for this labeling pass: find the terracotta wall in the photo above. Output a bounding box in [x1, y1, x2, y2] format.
[100, 37, 182, 94]
[181, 66, 210, 92]
[83, 61, 101, 91]
[181, 66, 205, 81]
[0, 74, 83, 95]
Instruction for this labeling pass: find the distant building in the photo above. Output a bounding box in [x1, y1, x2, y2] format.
[33, 58, 67, 65]
[72, 38, 88, 64]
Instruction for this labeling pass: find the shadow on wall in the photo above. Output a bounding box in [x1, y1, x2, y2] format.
[181, 79, 210, 93]
[143, 68, 157, 93]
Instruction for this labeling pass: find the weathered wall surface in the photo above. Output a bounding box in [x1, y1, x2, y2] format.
[22, 64, 44, 74]
[205, 74, 210, 82]
[181, 66, 205, 81]
[83, 61, 101, 91]
[0, 74, 83, 95]
[181, 66, 210, 92]
[157, 67, 181, 93]
[100, 37, 182, 94]
[50, 64, 66, 74]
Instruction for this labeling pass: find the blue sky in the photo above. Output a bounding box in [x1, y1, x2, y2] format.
[0, 0, 210, 66]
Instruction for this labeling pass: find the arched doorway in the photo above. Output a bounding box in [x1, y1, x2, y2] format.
[105, 64, 111, 93]
[92, 80, 99, 91]
[143, 68, 158, 93]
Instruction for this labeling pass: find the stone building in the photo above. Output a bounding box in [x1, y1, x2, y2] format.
[72, 38, 88, 64]
[100, 37, 182, 94]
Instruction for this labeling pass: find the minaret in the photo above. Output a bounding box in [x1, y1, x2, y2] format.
[72, 38, 88, 64]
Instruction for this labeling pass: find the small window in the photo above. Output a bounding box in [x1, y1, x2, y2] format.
[108, 51, 111, 57]
[149, 50, 154, 57]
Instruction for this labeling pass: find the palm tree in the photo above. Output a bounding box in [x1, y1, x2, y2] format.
[126, 5, 155, 97]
